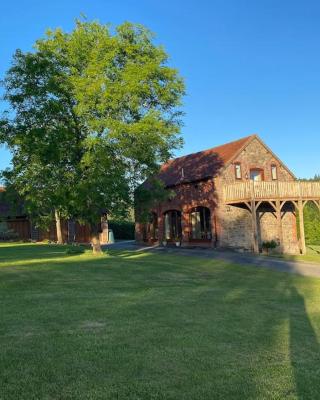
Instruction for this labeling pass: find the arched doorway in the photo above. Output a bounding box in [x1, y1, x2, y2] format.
[163, 210, 182, 241]
[148, 212, 158, 241]
[142, 212, 158, 242]
[189, 206, 211, 240]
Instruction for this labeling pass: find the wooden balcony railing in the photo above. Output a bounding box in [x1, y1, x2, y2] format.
[223, 181, 320, 204]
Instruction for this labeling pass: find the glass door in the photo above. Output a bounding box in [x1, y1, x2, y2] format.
[250, 169, 264, 181]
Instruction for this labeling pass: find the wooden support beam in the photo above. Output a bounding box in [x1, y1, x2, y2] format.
[298, 199, 306, 255]
[251, 200, 259, 253]
[249, 180, 259, 254]
[276, 199, 284, 253]
[280, 201, 286, 211]
[269, 201, 277, 211]
[312, 200, 320, 211]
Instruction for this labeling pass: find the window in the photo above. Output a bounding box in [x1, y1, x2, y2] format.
[271, 165, 278, 180]
[250, 168, 264, 182]
[164, 210, 182, 240]
[148, 212, 158, 240]
[189, 207, 211, 240]
[235, 163, 242, 180]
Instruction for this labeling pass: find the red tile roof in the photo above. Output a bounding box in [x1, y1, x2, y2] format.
[157, 135, 255, 187]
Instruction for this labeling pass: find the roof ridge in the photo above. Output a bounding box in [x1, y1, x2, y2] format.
[157, 134, 258, 187]
[163, 134, 256, 166]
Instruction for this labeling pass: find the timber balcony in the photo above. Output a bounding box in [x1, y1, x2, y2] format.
[223, 181, 320, 255]
[223, 181, 320, 204]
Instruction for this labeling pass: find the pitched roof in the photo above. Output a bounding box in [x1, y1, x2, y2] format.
[157, 135, 255, 187]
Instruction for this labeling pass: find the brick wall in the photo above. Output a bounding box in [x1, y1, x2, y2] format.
[135, 178, 217, 246]
[136, 137, 300, 254]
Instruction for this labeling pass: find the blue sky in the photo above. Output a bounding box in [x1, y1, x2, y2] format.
[1, 0, 320, 178]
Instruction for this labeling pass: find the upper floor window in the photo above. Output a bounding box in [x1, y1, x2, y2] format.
[235, 163, 242, 180]
[271, 164, 278, 180]
[250, 168, 264, 182]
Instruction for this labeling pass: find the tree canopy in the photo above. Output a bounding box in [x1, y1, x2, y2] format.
[0, 19, 185, 252]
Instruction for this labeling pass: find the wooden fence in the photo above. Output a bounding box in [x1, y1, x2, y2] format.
[5, 218, 92, 243]
[7, 219, 30, 240]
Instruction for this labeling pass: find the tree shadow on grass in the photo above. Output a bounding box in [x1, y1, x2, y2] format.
[1, 246, 320, 399]
[0, 243, 90, 266]
[0, 243, 72, 263]
[289, 285, 320, 399]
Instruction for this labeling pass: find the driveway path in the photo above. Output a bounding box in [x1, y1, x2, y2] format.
[104, 241, 320, 278]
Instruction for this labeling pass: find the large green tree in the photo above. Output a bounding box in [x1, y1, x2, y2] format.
[1, 19, 185, 253]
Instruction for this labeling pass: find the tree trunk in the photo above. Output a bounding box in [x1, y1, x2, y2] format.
[91, 224, 102, 254]
[100, 214, 109, 244]
[55, 209, 63, 244]
[91, 226, 103, 255]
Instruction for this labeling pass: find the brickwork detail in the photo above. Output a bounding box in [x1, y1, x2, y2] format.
[136, 136, 301, 254]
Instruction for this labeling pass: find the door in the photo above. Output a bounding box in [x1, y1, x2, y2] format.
[191, 211, 201, 239]
[250, 169, 264, 181]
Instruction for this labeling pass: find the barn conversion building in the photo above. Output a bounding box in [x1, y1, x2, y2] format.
[135, 134, 320, 254]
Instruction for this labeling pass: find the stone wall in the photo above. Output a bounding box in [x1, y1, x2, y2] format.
[215, 137, 299, 253]
[136, 137, 300, 254]
[222, 137, 294, 183]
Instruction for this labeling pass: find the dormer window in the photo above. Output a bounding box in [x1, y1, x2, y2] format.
[271, 164, 278, 180]
[235, 163, 242, 180]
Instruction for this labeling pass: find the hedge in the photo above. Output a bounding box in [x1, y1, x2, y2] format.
[108, 220, 135, 240]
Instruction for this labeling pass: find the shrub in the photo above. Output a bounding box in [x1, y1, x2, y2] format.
[262, 240, 278, 251]
[108, 220, 135, 240]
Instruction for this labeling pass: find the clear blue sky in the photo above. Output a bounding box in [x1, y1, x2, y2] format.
[1, 0, 320, 178]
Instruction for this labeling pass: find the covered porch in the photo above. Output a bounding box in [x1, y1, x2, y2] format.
[223, 181, 320, 254]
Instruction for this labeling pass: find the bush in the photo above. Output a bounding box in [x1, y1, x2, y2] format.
[108, 220, 135, 240]
[262, 240, 278, 250]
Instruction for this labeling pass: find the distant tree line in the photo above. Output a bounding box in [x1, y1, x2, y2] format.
[301, 174, 320, 245]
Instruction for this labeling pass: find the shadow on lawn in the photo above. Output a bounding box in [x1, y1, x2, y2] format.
[0, 243, 72, 262]
[108, 252, 320, 398]
[289, 286, 320, 399]
[1, 244, 320, 398]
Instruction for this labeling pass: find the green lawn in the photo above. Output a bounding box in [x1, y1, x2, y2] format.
[295, 245, 320, 263]
[275, 245, 320, 264]
[1, 243, 320, 399]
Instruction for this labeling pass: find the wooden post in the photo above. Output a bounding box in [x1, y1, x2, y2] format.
[250, 181, 259, 253]
[276, 199, 284, 253]
[251, 201, 259, 253]
[298, 199, 306, 255]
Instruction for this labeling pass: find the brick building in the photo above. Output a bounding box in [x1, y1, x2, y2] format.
[135, 134, 320, 254]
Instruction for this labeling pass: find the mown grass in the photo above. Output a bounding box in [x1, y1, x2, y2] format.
[276, 245, 320, 264]
[1, 243, 320, 399]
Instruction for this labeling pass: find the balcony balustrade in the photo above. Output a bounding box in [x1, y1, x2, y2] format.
[223, 181, 320, 204]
